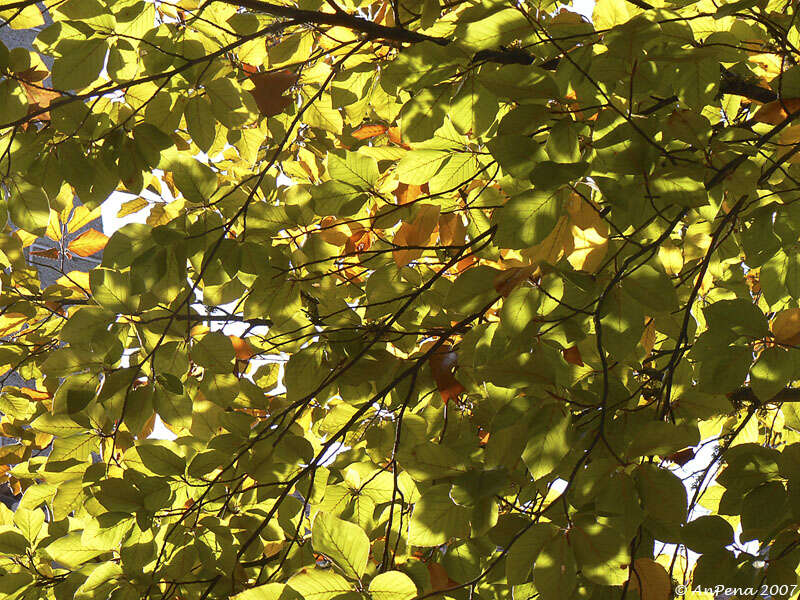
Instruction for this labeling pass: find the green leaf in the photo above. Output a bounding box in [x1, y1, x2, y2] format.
[79, 562, 124, 593]
[570, 517, 630, 585]
[704, 299, 769, 340]
[681, 515, 734, 554]
[52, 37, 108, 90]
[31, 413, 89, 436]
[288, 569, 354, 600]
[545, 121, 580, 164]
[408, 484, 470, 547]
[488, 136, 541, 179]
[750, 347, 795, 402]
[650, 173, 709, 207]
[232, 583, 302, 600]
[397, 150, 449, 185]
[455, 9, 531, 51]
[0, 80, 28, 122]
[493, 189, 559, 249]
[0, 527, 30, 555]
[368, 571, 418, 600]
[521, 403, 570, 481]
[327, 151, 378, 190]
[635, 464, 687, 535]
[506, 523, 557, 585]
[740, 481, 788, 542]
[624, 422, 699, 459]
[7, 181, 49, 236]
[622, 265, 678, 315]
[192, 331, 234, 374]
[445, 266, 500, 318]
[185, 95, 217, 152]
[90, 268, 137, 313]
[135, 441, 185, 477]
[312, 513, 370, 579]
[534, 532, 576, 600]
[169, 155, 217, 203]
[45, 532, 108, 567]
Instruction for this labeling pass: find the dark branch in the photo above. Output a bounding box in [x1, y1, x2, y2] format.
[729, 386, 800, 407]
[720, 67, 776, 104]
[216, 0, 449, 45]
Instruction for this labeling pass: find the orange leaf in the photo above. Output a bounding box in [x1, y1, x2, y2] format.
[345, 230, 372, 255]
[393, 182, 425, 205]
[388, 126, 404, 146]
[20, 387, 50, 401]
[772, 308, 800, 345]
[352, 123, 388, 140]
[427, 563, 457, 591]
[229, 335, 256, 360]
[393, 204, 439, 267]
[562, 346, 584, 366]
[493, 265, 538, 297]
[67, 228, 109, 257]
[429, 344, 466, 404]
[249, 70, 298, 117]
[438, 213, 466, 247]
[30, 247, 60, 259]
[752, 98, 800, 125]
[456, 255, 478, 273]
[21, 81, 59, 121]
[477, 428, 490, 447]
[628, 558, 670, 600]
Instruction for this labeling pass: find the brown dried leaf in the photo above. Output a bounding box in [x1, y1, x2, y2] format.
[249, 70, 298, 117]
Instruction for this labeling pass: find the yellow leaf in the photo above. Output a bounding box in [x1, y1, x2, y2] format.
[66, 205, 102, 234]
[117, 197, 149, 218]
[566, 192, 599, 229]
[147, 202, 181, 227]
[15, 230, 37, 248]
[748, 52, 784, 80]
[641, 318, 656, 355]
[67, 228, 109, 257]
[56, 271, 90, 294]
[45, 210, 61, 240]
[772, 308, 800, 345]
[658, 239, 683, 276]
[567, 223, 608, 272]
[0, 313, 29, 336]
[0, 5, 44, 29]
[527, 215, 573, 265]
[317, 217, 350, 246]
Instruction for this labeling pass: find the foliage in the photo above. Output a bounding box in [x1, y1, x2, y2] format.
[1, 0, 800, 598]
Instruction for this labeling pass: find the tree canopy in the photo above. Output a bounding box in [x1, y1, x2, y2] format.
[1, 0, 800, 598]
